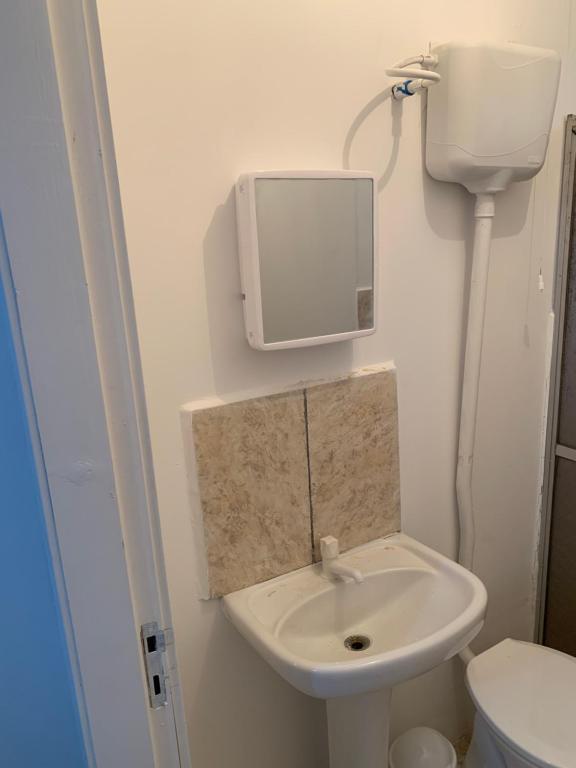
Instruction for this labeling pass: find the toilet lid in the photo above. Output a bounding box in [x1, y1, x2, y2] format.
[466, 639, 576, 768]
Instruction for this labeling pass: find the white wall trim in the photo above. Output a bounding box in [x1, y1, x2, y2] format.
[46, 0, 192, 762]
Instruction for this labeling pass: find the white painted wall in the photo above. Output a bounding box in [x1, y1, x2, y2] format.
[95, 1, 576, 765]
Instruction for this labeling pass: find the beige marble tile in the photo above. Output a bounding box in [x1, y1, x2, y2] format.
[190, 390, 312, 596]
[306, 369, 401, 558]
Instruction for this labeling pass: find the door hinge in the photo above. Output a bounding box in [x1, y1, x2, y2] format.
[140, 621, 170, 709]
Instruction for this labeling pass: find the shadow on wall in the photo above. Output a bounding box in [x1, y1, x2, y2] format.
[193, 604, 329, 767]
[203, 191, 353, 397]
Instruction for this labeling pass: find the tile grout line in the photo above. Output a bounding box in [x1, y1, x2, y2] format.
[303, 388, 316, 562]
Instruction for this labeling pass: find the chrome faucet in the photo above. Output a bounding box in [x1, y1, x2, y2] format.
[320, 536, 364, 584]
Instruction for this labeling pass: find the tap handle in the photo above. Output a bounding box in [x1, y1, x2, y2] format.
[320, 536, 339, 561]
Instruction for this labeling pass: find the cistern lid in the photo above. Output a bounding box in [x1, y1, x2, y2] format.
[466, 639, 576, 768]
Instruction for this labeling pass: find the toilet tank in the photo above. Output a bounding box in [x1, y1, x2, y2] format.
[426, 42, 561, 193]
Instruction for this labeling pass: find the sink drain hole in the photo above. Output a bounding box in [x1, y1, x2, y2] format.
[344, 634, 371, 652]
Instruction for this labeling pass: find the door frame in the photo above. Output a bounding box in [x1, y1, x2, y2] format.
[0, 2, 190, 765]
[536, 114, 576, 642]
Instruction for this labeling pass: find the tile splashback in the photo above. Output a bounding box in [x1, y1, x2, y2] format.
[182, 364, 401, 597]
[306, 370, 400, 559]
[187, 390, 312, 597]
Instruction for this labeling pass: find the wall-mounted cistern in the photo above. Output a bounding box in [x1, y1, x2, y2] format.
[320, 536, 364, 584]
[424, 42, 560, 668]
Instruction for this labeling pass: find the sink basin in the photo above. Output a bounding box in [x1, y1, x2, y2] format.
[223, 533, 487, 699]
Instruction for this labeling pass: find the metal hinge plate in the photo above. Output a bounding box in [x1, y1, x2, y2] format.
[140, 621, 170, 709]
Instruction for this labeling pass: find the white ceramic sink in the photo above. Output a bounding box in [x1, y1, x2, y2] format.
[223, 533, 487, 699]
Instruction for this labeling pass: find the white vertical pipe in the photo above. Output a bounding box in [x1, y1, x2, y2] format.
[457, 193, 495, 665]
[457, 193, 495, 569]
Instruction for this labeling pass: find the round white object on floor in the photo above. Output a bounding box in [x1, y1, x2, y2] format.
[389, 727, 457, 768]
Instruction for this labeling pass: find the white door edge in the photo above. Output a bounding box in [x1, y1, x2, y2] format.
[0, 2, 191, 765]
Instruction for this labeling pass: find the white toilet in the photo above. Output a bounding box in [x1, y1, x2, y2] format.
[464, 639, 576, 768]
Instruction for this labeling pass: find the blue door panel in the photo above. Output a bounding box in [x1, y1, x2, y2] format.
[0, 264, 88, 767]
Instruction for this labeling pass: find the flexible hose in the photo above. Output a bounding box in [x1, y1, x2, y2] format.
[385, 66, 441, 82]
[457, 193, 495, 664]
[385, 54, 441, 99]
[385, 54, 440, 81]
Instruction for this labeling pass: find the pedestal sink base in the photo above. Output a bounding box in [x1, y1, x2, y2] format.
[327, 689, 392, 768]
